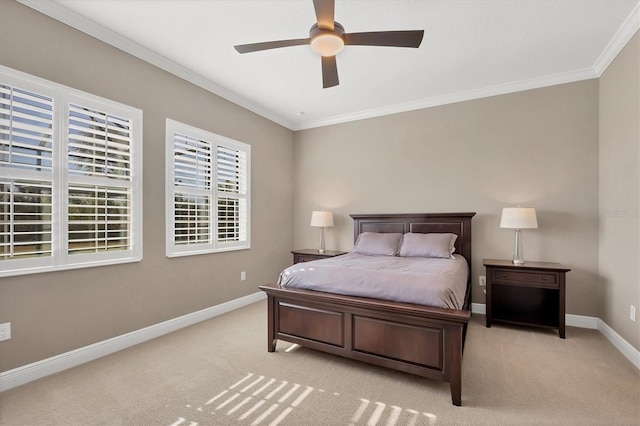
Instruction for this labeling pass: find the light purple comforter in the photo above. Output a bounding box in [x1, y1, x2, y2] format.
[278, 253, 469, 310]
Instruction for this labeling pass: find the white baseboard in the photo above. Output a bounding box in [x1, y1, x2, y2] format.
[0, 291, 266, 392]
[566, 314, 599, 329]
[471, 303, 486, 315]
[597, 318, 640, 370]
[471, 303, 639, 369]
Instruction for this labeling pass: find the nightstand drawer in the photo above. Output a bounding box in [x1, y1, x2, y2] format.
[295, 254, 324, 263]
[292, 250, 348, 264]
[492, 269, 558, 288]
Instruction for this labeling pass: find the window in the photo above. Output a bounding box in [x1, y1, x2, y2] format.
[0, 66, 142, 277]
[166, 119, 250, 257]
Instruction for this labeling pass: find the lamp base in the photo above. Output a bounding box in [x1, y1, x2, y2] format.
[512, 229, 525, 265]
[318, 227, 326, 254]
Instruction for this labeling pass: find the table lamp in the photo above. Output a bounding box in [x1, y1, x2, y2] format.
[310, 211, 334, 254]
[500, 207, 538, 265]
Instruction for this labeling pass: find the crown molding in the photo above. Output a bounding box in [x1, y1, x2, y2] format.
[293, 67, 598, 130]
[18, 0, 640, 132]
[16, 0, 295, 130]
[592, 2, 640, 76]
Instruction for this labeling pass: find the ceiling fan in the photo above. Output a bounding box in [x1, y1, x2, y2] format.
[234, 0, 424, 88]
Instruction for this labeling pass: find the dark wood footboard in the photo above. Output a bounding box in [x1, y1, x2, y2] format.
[259, 284, 471, 406]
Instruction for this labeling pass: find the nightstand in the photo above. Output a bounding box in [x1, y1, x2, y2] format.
[483, 259, 571, 338]
[291, 249, 348, 264]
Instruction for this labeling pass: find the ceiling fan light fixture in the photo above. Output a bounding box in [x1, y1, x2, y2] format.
[234, 1, 424, 88]
[310, 33, 344, 56]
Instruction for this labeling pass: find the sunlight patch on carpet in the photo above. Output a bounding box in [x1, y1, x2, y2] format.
[348, 398, 437, 426]
[168, 372, 438, 426]
[169, 372, 316, 425]
[284, 344, 299, 353]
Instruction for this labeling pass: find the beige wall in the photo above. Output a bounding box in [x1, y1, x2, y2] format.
[293, 81, 600, 315]
[0, 1, 294, 371]
[599, 31, 640, 350]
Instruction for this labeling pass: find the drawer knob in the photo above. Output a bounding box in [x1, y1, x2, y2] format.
[501, 273, 507, 278]
[541, 276, 546, 280]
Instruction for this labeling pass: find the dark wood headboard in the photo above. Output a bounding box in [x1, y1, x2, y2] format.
[350, 212, 476, 267]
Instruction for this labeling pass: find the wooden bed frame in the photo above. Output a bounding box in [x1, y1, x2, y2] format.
[259, 212, 475, 406]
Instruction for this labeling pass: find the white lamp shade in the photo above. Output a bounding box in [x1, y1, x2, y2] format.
[310, 211, 334, 227]
[500, 208, 538, 229]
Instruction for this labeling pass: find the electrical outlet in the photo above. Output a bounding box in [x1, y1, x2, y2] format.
[240, 271, 246, 281]
[631, 305, 636, 322]
[479, 276, 486, 287]
[0, 322, 11, 341]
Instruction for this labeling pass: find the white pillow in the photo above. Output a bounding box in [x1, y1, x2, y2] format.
[352, 232, 403, 256]
[399, 233, 457, 259]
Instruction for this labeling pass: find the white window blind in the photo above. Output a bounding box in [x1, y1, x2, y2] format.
[67, 185, 131, 254]
[0, 179, 53, 261]
[68, 104, 132, 180]
[166, 119, 250, 257]
[0, 84, 54, 173]
[67, 103, 134, 256]
[0, 82, 54, 263]
[216, 145, 248, 244]
[0, 66, 142, 277]
[173, 132, 212, 248]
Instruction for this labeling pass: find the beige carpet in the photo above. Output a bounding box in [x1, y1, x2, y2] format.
[1, 301, 638, 426]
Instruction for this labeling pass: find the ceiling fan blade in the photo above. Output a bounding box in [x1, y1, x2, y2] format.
[313, 0, 335, 30]
[321, 55, 339, 88]
[344, 30, 424, 48]
[234, 38, 310, 53]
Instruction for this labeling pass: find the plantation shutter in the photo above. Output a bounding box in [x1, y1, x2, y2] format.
[166, 119, 250, 256]
[1, 66, 142, 277]
[216, 145, 248, 246]
[67, 103, 133, 255]
[172, 132, 212, 248]
[0, 83, 54, 261]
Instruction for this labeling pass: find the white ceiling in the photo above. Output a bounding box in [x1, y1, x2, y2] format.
[19, 0, 640, 130]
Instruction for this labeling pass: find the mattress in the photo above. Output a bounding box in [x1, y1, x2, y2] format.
[278, 252, 469, 309]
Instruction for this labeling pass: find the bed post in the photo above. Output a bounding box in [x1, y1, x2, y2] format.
[447, 324, 463, 406]
[266, 294, 277, 352]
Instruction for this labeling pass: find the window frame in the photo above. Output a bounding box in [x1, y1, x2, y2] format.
[165, 119, 251, 257]
[0, 65, 143, 277]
